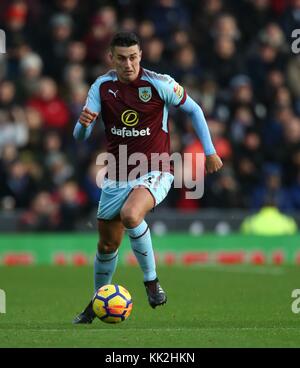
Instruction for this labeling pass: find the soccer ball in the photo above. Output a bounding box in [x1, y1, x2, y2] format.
[92, 284, 133, 323]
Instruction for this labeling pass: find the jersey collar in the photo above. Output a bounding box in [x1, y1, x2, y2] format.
[130, 67, 143, 86]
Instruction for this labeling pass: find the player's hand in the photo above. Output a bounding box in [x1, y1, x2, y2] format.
[79, 107, 98, 128]
[205, 153, 223, 174]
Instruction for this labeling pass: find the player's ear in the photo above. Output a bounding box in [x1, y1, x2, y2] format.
[108, 50, 114, 64]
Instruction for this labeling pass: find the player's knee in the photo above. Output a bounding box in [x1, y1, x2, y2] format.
[120, 207, 141, 228]
[98, 240, 119, 254]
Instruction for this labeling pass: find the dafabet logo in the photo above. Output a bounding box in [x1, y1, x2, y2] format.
[121, 110, 139, 127]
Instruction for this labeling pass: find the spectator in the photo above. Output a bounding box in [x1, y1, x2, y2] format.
[197, 74, 219, 116]
[281, 0, 300, 39]
[287, 55, 300, 99]
[46, 153, 74, 187]
[55, 180, 88, 230]
[42, 13, 74, 80]
[206, 35, 244, 88]
[27, 77, 70, 130]
[192, 0, 225, 51]
[19, 191, 59, 231]
[22, 106, 44, 155]
[211, 13, 241, 43]
[84, 6, 117, 65]
[207, 118, 232, 162]
[263, 68, 286, 108]
[48, 0, 88, 39]
[251, 163, 293, 212]
[82, 162, 102, 208]
[138, 20, 156, 43]
[68, 83, 89, 122]
[142, 37, 168, 74]
[0, 80, 28, 151]
[18, 52, 43, 99]
[144, 0, 191, 43]
[204, 164, 243, 208]
[239, 0, 274, 44]
[119, 16, 138, 34]
[240, 198, 298, 235]
[63, 63, 86, 91]
[172, 44, 202, 82]
[289, 169, 300, 210]
[230, 106, 256, 144]
[247, 23, 287, 95]
[4, 160, 37, 208]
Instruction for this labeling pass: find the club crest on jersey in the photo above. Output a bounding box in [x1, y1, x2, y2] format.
[138, 87, 152, 102]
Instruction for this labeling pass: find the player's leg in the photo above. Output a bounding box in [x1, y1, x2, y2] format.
[73, 217, 124, 324]
[120, 186, 166, 308]
[94, 217, 125, 292]
[121, 187, 156, 280]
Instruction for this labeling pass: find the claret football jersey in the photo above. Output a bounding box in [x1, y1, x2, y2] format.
[84, 67, 187, 178]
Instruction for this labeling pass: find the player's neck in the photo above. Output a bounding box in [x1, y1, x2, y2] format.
[117, 67, 141, 84]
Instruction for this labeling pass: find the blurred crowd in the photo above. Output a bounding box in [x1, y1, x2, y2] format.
[0, 0, 300, 230]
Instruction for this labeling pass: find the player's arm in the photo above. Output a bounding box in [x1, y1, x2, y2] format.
[73, 80, 101, 141]
[179, 96, 223, 174]
[150, 73, 222, 174]
[73, 108, 98, 141]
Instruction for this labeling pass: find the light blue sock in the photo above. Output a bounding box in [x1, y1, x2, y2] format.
[127, 220, 157, 282]
[94, 250, 118, 293]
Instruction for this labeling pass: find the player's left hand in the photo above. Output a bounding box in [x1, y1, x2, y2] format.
[205, 153, 223, 174]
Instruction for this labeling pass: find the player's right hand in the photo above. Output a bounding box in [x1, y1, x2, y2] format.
[79, 107, 98, 128]
[205, 153, 223, 174]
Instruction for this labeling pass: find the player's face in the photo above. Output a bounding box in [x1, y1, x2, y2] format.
[110, 45, 142, 83]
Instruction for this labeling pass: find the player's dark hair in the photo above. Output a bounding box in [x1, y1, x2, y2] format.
[110, 32, 140, 49]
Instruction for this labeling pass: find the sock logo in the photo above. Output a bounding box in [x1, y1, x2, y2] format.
[133, 248, 148, 257]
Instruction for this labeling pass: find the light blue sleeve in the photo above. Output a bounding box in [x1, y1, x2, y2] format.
[142, 70, 186, 106]
[83, 78, 101, 113]
[73, 79, 101, 141]
[73, 120, 97, 141]
[157, 76, 186, 106]
[180, 96, 216, 156]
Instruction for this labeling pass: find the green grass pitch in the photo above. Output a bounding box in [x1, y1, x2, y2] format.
[0, 264, 300, 347]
